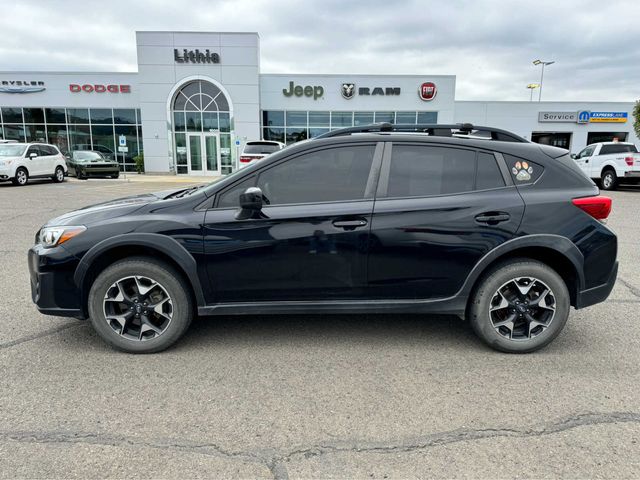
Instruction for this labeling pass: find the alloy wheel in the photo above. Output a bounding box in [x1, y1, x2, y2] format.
[602, 173, 613, 189]
[16, 170, 27, 185]
[103, 275, 173, 341]
[56, 168, 64, 182]
[489, 276, 556, 341]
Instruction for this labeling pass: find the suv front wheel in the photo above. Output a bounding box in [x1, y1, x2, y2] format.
[88, 257, 193, 353]
[468, 259, 569, 353]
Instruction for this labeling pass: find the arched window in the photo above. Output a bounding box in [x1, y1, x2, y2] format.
[172, 80, 233, 175]
[172, 80, 229, 112]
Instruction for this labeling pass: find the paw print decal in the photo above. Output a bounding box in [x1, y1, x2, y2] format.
[512, 161, 534, 181]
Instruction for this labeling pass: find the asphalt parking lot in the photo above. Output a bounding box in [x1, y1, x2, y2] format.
[0, 177, 639, 479]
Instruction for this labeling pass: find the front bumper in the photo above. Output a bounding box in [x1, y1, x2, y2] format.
[575, 261, 618, 309]
[28, 245, 84, 319]
[78, 165, 120, 176]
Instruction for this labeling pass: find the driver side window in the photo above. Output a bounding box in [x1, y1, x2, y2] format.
[579, 146, 595, 158]
[25, 146, 39, 157]
[255, 145, 376, 206]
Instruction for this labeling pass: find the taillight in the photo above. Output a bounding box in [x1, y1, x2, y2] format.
[572, 196, 612, 220]
[624, 156, 634, 166]
[239, 156, 253, 163]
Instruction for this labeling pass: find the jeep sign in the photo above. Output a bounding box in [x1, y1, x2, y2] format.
[282, 81, 324, 100]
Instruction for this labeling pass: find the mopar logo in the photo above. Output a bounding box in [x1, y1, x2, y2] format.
[577, 111, 590, 124]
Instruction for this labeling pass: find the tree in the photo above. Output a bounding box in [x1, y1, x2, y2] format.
[634, 100, 640, 140]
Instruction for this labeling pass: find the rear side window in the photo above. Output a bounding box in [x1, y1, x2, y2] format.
[504, 154, 544, 184]
[599, 144, 638, 155]
[476, 152, 506, 190]
[386, 145, 505, 198]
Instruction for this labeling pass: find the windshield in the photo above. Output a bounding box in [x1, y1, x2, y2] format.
[74, 151, 104, 161]
[244, 143, 281, 154]
[0, 144, 26, 157]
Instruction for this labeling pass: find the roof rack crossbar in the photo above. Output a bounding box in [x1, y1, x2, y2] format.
[315, 123, 527, 143]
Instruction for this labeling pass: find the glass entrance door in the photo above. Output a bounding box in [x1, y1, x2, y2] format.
[187, 133, 221, 175]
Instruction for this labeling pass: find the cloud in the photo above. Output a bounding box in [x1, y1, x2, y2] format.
[0, 0, 638, 101]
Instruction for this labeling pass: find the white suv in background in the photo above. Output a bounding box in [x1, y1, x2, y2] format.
[239, 140, 285, 168]
[0, 143, 68, 186]
[573, 142, 640, 190]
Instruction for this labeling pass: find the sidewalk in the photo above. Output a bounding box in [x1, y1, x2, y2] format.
[119, 173, 223, 184]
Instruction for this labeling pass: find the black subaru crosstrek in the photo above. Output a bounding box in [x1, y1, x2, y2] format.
[28, 123, 618, 354]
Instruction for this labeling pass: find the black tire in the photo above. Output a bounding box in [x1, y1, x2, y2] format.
[88, 257, 193, 353]
[600, 168, 618, 191]
[468, 259, 570, 353]
[52, 166, 65, 183]
[11, 167, 28, 186]
[111, 172, 120, 179]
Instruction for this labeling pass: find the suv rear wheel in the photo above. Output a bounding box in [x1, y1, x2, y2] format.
[52, 166, 65, 183]
[468, 259, 569, 353]
[88, 257, 193, 353]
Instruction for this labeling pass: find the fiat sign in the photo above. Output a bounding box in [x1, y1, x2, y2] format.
[419, 82, 437, 101]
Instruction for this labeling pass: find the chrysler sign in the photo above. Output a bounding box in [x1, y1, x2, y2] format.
[0, 80, 45, 94]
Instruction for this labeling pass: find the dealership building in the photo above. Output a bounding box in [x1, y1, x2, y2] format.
[1, 31, 637, 176]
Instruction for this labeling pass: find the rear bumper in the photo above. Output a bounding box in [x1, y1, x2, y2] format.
[623, 171, 640, 178]
[575, 261, 618, 309]
[28, 245, 85, 319]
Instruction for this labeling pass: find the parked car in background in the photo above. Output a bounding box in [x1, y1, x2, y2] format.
[68, 151, 120, 179]
[0, 142, 67, 186]
[72, 144, 115, 160]
[239, 140, 285, 168]
[0, 139, 18, 144]
[29, 123, 617, 354]
[572, 142, 640, 190]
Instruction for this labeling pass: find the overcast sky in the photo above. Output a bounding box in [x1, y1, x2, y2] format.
[1, 0, 638, 101]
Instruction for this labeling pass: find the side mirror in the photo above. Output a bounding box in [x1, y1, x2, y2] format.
[570, 153, 577, 159]
[239, 187, 263, 210]
[29, 152, 38, 159]
[236, 187, 266, 220]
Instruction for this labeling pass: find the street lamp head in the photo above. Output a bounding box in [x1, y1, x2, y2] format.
[533, 59, 542, 65]
[544, 61, 555, 66]
[527, 83, 540, 89]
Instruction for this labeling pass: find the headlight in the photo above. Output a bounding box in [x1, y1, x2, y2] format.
[0, 160, 11, 166]
[39, 226, 86, 248]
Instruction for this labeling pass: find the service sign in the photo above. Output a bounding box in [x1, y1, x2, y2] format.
[538, 111, 577, 122]
[589, 112, 628, 123]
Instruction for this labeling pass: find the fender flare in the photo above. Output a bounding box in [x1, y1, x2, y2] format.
[73, 233, 206, 307]
[456, 234, 585, 299]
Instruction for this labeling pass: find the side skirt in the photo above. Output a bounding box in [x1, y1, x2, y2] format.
[198, 297, 468, 317]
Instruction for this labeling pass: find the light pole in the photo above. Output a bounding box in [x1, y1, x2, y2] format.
[526, 83, 540, 102]
[532, 59, 554, 101]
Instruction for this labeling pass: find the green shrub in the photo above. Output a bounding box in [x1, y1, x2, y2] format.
[133, 153, 145, 174]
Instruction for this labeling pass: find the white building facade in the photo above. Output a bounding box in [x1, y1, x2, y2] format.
[0, 31, 637, 175]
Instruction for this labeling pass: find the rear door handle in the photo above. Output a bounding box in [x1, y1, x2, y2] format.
[475, 212, 510, 225]
[332, 218, 368, 230]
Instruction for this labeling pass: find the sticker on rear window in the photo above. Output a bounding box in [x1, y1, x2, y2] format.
[512, 161, 533, 181]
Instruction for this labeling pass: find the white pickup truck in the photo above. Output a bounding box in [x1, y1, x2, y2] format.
[572, 142, 640, 190]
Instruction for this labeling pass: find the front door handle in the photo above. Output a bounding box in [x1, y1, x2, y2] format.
[332, 218, 368, 230]
[475, 212, 510, 225]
